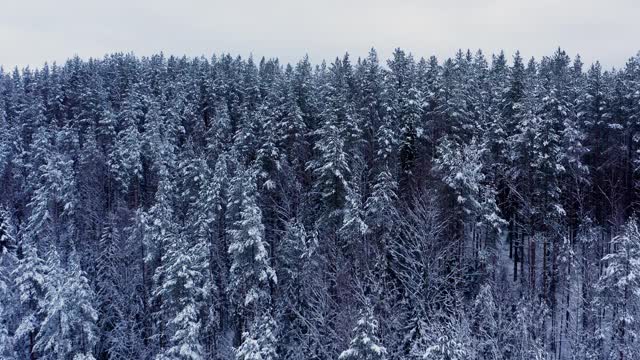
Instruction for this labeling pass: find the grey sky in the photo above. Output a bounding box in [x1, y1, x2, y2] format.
[1, 0, 639, 70]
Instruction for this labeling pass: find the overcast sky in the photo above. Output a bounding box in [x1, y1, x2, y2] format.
[1, 0, 639, 71]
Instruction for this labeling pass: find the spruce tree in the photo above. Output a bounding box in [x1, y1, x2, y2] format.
[339, 306, 387, 360]
[595, 217, 640, 359]
[13, 241, 47, 359]
[227, 167, 276, 316]
[35, 249, 98, 360]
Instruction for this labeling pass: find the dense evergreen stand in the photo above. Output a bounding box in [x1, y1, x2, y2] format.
[0, 48, 639, 359]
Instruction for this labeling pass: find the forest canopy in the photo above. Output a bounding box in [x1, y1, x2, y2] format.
[1, 48, 640, 359]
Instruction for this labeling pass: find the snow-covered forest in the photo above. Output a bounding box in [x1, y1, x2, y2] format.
[0, 48, 639, 360]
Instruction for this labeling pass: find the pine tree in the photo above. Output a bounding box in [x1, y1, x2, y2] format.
[227, 167, 277, 316]
[96, 220, 122, 357]
[437, 52, 474, 147]
[255, 104, 284, 190]
[508, 302, 548, 360]
[501, 51, 526, 148]
[471, 285, 499, 360]
[365, 166, 398, 232]
[0, 79, 11, 180]
[108, 213, 147, 360]
[143, 98, 181, 174]
[145, 164, 183, 355]
[96, 217, 146, 360]
[154, 233, 208, 360]
[277, 219, 314, 295]
[109, 84, 144, 193]
[0, 214, 16, 359]
[35, 249, 98, 360]
[13, 240, 47, 359]
[25, 128, 78, 249]
[339, 306, 387, 360]
[235, 313, 278, 360]
[341, 174, 369, 242]
[435, 136, 503, 229]
[206, 101, 234, 158]
[275, 68, 308, 173]
[0, 210, 15, 258]
[0, 279, 14, 359]
[145, 164, 178, 267]
[423, 316, 473, 360]
[307, 58, 354, 224]
[594, 217, 640, 359]
[275, 218, 320, 360]
[306, 117, 350, 223]
[387, 49, 422, 197]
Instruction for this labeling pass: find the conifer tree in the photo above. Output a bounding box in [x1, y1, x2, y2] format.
[227, 167, 277, 317]
[35, 249, 98, 360]
[594, 217, 640, 359]
[235, 313, 278, 360]
[13, 240, 47, 359]
[471, 285, 499, 360]
[339, 305, 387, 360]
[109, 84, 144, 193]
[154, 233, 208, 360]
